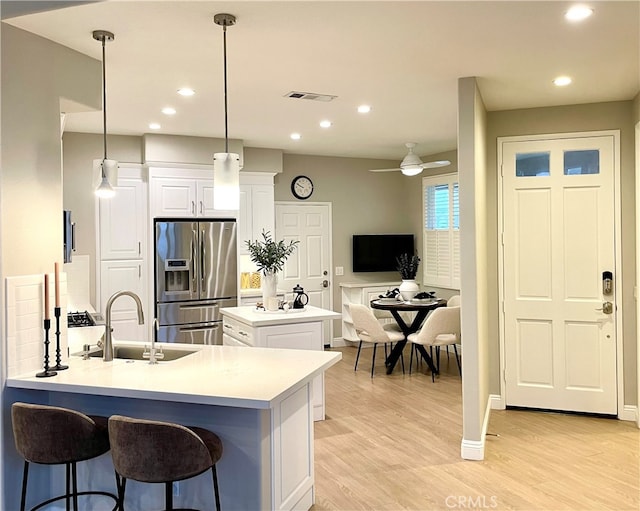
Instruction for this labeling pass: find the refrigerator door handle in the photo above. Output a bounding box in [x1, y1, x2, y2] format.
[191, 229, 198, 294]
[201, 229, 205, 290]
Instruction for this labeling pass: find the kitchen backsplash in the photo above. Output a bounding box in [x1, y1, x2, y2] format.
[6, 273, 67, 377]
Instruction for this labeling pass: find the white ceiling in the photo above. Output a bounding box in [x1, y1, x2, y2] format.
[4, 1, 639, 161]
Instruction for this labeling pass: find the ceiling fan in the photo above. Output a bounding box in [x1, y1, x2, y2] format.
[369, 143, 451, 176]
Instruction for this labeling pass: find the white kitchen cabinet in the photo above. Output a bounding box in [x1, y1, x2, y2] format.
[98, 165, 148, 342]
[150, 176, 198, 217]
[220, 305, 340, 421]
[100, 169, 146, 260]
[149, 167, 239, 219]
[223, 320, 324, 420]
[238, 172, 275, 254]
[99, 259, 147, 340]
[340, 281, 399, 341]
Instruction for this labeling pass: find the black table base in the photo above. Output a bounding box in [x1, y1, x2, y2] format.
[372, 299, 446, 376]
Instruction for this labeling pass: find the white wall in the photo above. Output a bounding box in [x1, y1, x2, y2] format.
[458, 77, 491, 460]
[1, 23, 101, 509]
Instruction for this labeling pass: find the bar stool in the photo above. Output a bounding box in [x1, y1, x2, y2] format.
[108, 415, 223, 511]
[11, 402, 118, 511]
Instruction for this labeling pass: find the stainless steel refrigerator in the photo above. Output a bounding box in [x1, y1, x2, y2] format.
[155, 219, 237, 345]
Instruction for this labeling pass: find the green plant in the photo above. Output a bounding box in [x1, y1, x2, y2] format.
[245, 230, 299, 274]
[396, 253, 420, 280]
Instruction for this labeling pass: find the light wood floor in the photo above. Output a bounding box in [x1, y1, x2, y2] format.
[313, 346, 640, 511]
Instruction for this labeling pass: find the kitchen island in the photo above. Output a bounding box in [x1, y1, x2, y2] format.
[220, 305, 341, 421]
[5, 343, 341, 511]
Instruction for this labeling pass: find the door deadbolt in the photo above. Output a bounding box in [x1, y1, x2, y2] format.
[596, 301, 614, 314]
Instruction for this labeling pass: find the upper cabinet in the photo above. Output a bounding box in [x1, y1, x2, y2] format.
[100, 167, 146, 260]
[148, 167, 237, 219]
[238, 172, 276, 255]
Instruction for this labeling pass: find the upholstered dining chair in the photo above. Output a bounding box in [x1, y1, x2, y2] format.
[108, 415, 223, 511]
[447, 294, 461, 307]
[11, 402, 117, 511]
[407, 305, 461, 381]
[350, 304, 406, 377]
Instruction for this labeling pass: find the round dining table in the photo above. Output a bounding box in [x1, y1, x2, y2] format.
[370, 298, 447, 375]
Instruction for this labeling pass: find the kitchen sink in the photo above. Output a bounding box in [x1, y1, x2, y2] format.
[82, 346, 197, 362]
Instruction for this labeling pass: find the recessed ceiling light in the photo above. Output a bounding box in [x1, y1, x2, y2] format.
[290, 133, 301, 140]
[357, 105, 371, 114]
[553, 76, 572, 86]
[319, 120, 332, 128]
[149, 122, 161, 130]
[162, 107, 176, 115]
[565, 5, 593, 22]
[177, 88, 195, 96]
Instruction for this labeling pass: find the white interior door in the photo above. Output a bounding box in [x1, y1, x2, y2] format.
[501, 133, 618, 414]
[275, 202, 333, 343]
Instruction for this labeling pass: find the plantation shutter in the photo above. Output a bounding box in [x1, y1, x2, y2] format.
[423, 174, 460, 289]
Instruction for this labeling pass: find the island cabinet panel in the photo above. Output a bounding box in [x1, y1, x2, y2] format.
[222, 313, 327, 420]
[272, 383, 314, 511]
[3, 388, 313, 511]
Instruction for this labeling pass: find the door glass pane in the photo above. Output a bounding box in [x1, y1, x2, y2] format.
[564, 150, 599, 175]
[516, 152, 550, 177]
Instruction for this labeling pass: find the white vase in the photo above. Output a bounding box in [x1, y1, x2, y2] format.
[261, 271, 278, 304]
[399, 279, 419, 301]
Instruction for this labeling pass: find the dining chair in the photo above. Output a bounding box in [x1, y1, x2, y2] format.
[407, 305, 461, 381]
[350, 304, 406, 377]
[447, 294, 461, 307]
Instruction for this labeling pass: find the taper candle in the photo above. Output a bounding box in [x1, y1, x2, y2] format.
[54, 262, 60, 307]
[44, 274, 50, 320]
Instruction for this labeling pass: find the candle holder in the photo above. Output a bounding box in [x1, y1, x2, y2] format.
[36, 319, 57, 378]
[52, 307, 68, 371]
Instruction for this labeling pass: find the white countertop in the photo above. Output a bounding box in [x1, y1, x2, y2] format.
[6, 343, 341, 410]
[220, 305, 341, 327]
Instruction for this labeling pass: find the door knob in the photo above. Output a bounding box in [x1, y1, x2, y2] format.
[595, 302, 614, 314]
[322, 280, 329, 288]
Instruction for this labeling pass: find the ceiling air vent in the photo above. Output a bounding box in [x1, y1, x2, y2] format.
[284, 91, 337, 102]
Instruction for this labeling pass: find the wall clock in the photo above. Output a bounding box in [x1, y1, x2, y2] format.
[291, 175, 314, 200]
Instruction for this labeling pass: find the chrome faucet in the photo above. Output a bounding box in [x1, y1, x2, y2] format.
[104, 291, 144, 362]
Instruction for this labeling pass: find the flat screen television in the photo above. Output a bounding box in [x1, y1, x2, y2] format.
[352, 234, 415, 272]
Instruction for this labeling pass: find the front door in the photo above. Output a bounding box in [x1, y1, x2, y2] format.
[275, 202, 333, 343]
[501, 132, 618, 414]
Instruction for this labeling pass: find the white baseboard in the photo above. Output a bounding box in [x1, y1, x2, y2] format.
[620, 404, 637, 422]
[490, 393, 505, 410]
[460, 394, 493, 460]
[330, 338, 355, 348]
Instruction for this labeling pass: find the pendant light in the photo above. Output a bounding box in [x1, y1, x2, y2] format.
[213, 13, 240, 210]
[93, 30, 117, 199]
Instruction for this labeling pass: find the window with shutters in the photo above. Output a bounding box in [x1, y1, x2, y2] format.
[423, 173, 460, 289]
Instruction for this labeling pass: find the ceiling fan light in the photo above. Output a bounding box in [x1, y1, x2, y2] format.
[401, 165, 423, 177]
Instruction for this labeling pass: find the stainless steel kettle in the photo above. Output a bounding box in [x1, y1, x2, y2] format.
[292, 284, 309, 309]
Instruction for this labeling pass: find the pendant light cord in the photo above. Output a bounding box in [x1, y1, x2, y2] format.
[101, 37, 108, 163]
[222, 23, 229, 153]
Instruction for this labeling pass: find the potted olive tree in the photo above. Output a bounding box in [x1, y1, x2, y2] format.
[245, 231, 299, 303]
[396, 253, 421, 300]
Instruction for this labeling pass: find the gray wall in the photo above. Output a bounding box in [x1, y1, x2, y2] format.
[487, 101, 637, 405]
[62, 132, 143, 304]
[458, 77, 491, 451]
[1, 24, 101, 509]
[275, 153, 415, 326]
